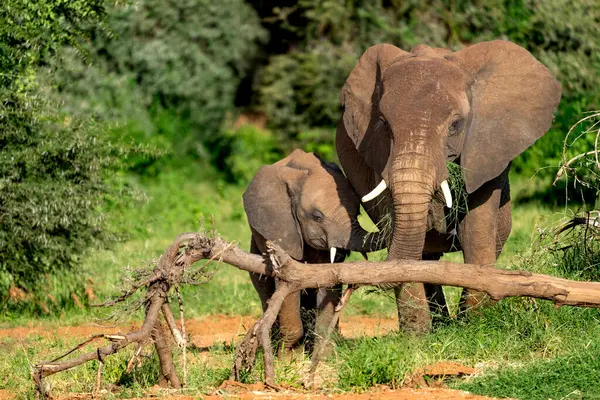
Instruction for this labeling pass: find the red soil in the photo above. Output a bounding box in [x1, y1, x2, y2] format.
[0, 316, 508, 400]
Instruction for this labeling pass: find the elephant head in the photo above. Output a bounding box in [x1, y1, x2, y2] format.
[243, 149, 381, 261]
[337, 40, 561, 260]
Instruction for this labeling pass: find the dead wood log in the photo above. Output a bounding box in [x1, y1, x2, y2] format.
[33, 232, 202, 398]
[34, 231, 600, 394]
[206, 237, 600, 307]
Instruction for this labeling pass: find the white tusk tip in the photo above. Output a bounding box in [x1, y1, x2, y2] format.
[362, 180, 387, 203]
[330, 247, 337, 263]
[440, 180, 453, 208]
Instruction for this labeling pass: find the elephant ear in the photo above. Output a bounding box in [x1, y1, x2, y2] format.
[450, 40, 561, 193]
[340, 44, 411, 174]
[243, 165, 307, 260]
[278, 148, 323, 171]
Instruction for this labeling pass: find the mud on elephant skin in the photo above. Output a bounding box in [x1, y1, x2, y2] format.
[243, 149, 383, 353]
[336, 40, 561, 333]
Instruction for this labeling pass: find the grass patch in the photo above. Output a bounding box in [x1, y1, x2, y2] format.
[0, 333, 233, 397]
[446, 161, 469, 228]
[455, 343, 600, 399]
[337, 298, 600, 395]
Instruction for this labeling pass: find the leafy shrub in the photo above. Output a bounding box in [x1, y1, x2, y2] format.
[213, 124, 283, 185]
[296, 128, 337, 162]
[257, 41, 357, 137]
[253, 0, 452, 135]
[0, 0, 143, 311]
[53, 0, 268, 161]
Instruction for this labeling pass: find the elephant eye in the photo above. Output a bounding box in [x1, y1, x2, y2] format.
[312, 210, 324, 223]
[449, 117, 463, 136]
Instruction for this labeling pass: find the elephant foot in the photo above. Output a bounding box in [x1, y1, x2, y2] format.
[395, 283, 432, 334]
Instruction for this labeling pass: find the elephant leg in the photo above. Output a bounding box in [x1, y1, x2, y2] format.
[395, 284, 431, 334]
[299, 288, 318, 352]
[459, 168, 508, 313]
[496, 182, 512, 258]
[278, 291, 305, 353]
[422, 252, 449, 325]
[312, 285, 343, 356]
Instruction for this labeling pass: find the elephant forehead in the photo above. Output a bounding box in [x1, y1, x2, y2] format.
[302, 178, 358, 212]
[381, 60, 470, 117]
[302, 176, 340, 202]
[383, 58, 469, 95]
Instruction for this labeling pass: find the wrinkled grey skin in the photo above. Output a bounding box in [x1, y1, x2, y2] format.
[336, 40, 561, 332]
[243, 149, 382, 352]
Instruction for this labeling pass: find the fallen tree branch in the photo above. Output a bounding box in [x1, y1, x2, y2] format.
[204, 236, 600, 307]
[34, 231, 600, 395]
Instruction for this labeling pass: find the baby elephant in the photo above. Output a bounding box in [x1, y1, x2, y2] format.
[243, 149, 380, 353]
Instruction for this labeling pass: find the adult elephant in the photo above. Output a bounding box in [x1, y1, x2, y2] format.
[336, 40, 561, 332]
[243, 149, 383, 353]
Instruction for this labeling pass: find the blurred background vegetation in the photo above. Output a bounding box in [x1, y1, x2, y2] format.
[1, 0, 600, 314]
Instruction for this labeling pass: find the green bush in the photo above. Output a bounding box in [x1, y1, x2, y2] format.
[52, 0, 268, 161]
[213, 124, 283, 185]
[257, 41, 357, 138]
[297, 128, 337, 162]
[0, 0, 143, 312]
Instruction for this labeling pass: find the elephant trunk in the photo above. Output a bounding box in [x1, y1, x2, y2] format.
[345, 220, 387, 253]
[387, 150, 437, 261]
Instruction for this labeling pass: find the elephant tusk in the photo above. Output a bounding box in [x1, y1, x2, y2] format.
[362, 180, 387, 202]
[330, 247, 337, 263]
[441, 180, 453, 208]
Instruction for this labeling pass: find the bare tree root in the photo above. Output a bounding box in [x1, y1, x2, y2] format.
[231, 244, 293, 387]
[33, 232, 201, 398]
[233, 282, 291, 387]
[152, 320, 181, 388]
[34, 231, 600, 394]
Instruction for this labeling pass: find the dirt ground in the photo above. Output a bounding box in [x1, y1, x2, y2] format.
[0, 316, 508, 400]
[0, 315, 399, 346]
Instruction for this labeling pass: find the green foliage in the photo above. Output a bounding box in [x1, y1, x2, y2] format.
[0, 0, 149, 311]
[446, 162, 469, 227]
[455, 343, 600, 399]
[53, 0, 268, 159]
[0, 95, 142, 312]
[257, 41, 357, 138]
[213, 124, 283, 185]
[546, 216, 600, 283]
[0, 0, 107, 90]
[297, 128, 337, 162]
